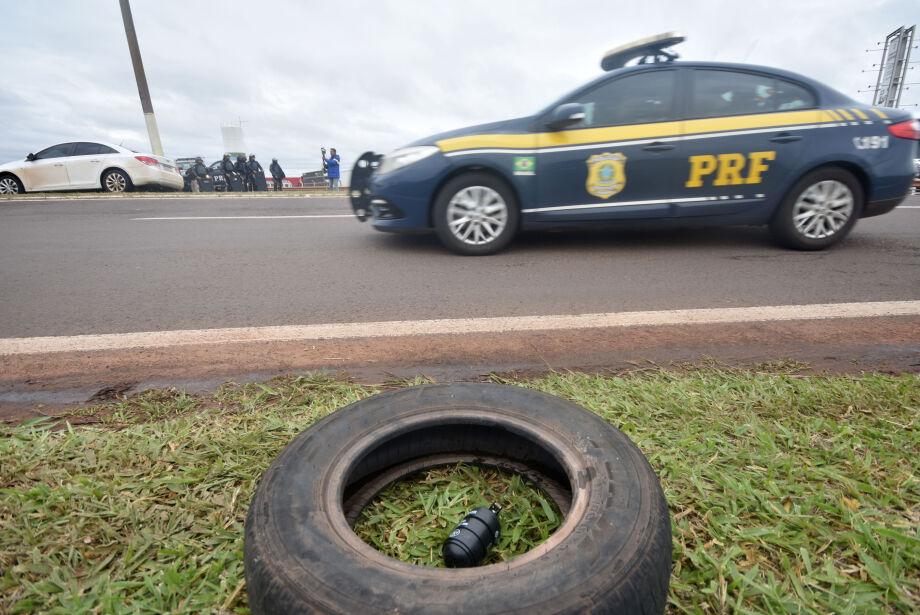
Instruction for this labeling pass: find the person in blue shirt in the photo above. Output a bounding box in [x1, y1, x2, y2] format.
[323, 148, 341, 191]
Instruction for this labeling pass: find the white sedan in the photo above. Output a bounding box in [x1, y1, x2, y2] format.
[0, 141, 184, 194]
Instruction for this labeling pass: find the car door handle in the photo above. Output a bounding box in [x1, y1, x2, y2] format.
[769, 133, 803, 144]
[54, 163, 65, 167]
[642, 142, 674, 152]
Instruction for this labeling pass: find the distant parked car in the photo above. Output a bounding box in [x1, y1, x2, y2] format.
[301, 170, 328, 188]
[913, 158, 920, 195]
[0, 141, 184, 194]
[174, 157, 200, 191]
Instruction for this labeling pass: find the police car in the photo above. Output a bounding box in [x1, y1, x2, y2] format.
[350, 33, 918, 255]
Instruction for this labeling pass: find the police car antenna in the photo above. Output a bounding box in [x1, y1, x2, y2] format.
[601, 31, 686, 71]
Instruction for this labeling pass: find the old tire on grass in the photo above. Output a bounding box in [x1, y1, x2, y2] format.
[244, 383, 672, 614]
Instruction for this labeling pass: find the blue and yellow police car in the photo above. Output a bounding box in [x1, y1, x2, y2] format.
[350, 33, 919, 255]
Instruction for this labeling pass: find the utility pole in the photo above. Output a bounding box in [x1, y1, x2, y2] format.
[119, 0, 164, 156]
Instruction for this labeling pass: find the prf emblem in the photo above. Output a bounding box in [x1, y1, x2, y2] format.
[586, 152, 626, 199]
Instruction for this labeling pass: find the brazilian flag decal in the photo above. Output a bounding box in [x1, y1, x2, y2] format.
[513, 156, 536, 175]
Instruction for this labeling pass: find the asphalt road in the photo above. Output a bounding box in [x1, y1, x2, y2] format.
[1, 193, 919, 338]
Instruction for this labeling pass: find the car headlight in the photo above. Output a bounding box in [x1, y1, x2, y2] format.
[378, 146, 440, 175]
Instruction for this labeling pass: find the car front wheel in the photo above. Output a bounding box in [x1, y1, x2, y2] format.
[102, 169, 133, 193]
[433, 173, 519, 255]
[769, 167, 863, 250]
[0, 174, 24, 194]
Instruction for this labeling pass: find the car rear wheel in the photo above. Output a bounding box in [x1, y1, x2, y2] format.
[433, 173, 519, 255]
[0, 174, 24, 194]
[102, 169, 132, 193]
[769, 167, 862, 250]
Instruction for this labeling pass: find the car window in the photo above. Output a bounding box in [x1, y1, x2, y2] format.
[773, 79, 815, 110]
[690, 69, 816, 118]
[72, 142, 117, 156]
[33, 143, 74, 159]
[570, 70, 678, 128]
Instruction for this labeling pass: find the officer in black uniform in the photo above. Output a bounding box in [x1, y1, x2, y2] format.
[221, 154, 240, 191]
[269, 158, 285, 191]
[235, 154, 250, 191]
[188, 157, 210, 193]
[248, 154, 266, 191]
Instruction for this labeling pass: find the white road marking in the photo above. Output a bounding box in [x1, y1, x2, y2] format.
[2, 301, 919, 356]
[0, 193, 346, 202]
[132, 215, 354, 220]
[127, 206, 919, 218]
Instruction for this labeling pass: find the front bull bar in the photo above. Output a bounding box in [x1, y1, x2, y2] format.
[349, 152, 382, 222]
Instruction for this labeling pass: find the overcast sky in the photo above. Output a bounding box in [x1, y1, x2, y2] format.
[1, 1, 917, 176]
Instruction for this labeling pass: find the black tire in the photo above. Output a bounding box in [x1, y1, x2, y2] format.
[244, 383, 672, 615]
[0, 174, 24, 195]
[101, 169, 133, 193]
[769, 167, 863, 250]
[433, 173, 520, 255]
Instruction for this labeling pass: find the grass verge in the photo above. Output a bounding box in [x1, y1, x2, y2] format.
[353, 463, 562, 567]
[1, 368, 918, 613]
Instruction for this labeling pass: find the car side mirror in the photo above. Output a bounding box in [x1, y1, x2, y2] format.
[26, 153, 36, 162]
[546, 103, 586, 130]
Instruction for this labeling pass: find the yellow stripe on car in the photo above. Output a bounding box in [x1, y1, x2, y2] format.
[870, 108, 888, 119]
[436, 110, 830, 153]
[837, 109, 854, 120]
[681, 110, 824, 135]
[850, 108, 869, 120]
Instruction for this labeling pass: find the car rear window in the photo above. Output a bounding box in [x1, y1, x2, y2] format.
[690, 69, 816, 118]
[73, 142, 118, 156]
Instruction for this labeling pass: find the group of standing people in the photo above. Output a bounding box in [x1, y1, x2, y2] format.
[186, 154, 286, 192]
[223, 154, 267, 192]
[186, 148, 342, 192]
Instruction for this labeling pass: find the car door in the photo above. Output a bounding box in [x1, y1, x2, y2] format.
[65, 142, 117, 188]
[19, 143, 74, 191]
[531, 68, 685, 222]
[676, 69, 816, 219]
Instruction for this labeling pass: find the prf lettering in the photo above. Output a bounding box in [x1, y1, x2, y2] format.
[685, 151, 776, 187]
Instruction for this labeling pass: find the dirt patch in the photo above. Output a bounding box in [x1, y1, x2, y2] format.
[2, 316, 918, 422]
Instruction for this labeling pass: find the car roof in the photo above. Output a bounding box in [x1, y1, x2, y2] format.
[36, 141, 134, 153]
[537, 60, 857, 115]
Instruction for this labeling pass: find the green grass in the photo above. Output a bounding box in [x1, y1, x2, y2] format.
[1, 368, 919, 613]
[354, 464, 562, 567]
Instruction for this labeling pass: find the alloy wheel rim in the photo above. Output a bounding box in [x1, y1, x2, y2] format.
[446, 186, 508, 245]
[106, 173, 127, 192]
[792, 180, 853, 239]
[0, 178, 20, 194]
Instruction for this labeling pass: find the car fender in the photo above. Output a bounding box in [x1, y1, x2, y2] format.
[781, 153, 872, 203]
[427, 155, 528, 227]
[0, 171, 28, 192]
[100, 166, 131, 187]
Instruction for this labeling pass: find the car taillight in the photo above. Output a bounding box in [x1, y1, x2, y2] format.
[887, 119, 920, 140]
[135, 155, 161, 167]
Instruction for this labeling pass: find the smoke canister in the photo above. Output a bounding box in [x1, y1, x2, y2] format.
[442, 503, 502, 567]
